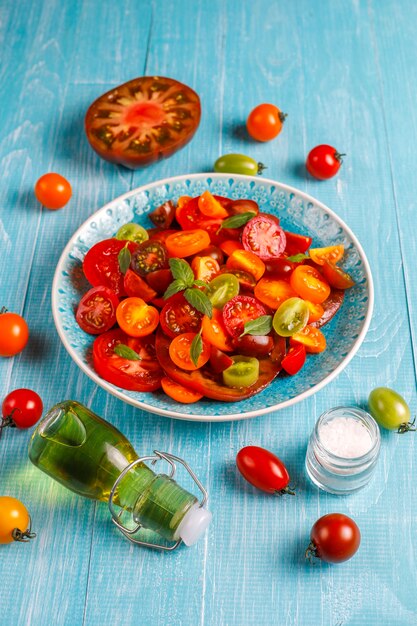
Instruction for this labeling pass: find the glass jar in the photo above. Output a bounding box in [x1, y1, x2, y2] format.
[305, 406, 381, 495]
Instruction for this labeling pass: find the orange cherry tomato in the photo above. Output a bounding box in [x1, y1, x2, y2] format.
[321, 262, 355, 289]
[116, 297, 159, 337]
[246, 104, 287, 142]
[226, 249, 265, 281]
[0, 312, 29, 357]
[198, 191, 229, 218]
[220, 240, 244, 257]
[161, 376, 203, 403]
[34, 173, 72, 210]
[309, 245, 344, 266]
[202, 309, 234, 352]
[254, 278, 296, 310]
[290, 325, 327, 353]
[290, 265, 331, 304]
[169, 332, 210, 370]
[305, 301, 325, 323]
[191, 256, 220, 282]
[177, 195, 192, 209]
[165, 229, 211, 258]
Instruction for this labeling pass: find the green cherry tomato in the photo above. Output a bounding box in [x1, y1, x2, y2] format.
[272, 297, 309, 337]
[368, 387, 414, 432]
[214, 153, 266, 176]
[116, 223, 149, 244]
[223, 355, 259, 388]
[206, 274, 240, 309]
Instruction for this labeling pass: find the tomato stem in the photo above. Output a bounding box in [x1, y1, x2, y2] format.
[397, 417, 416, 434]
[0, 416, 15, 438]
[305, 541, 318, 563]
[335, 152, 346, 163]
[276, 485, 296, 496]
[257, 162, 267, 175]
[12, 515, 36, 542]
[278, 112, 288, 124]
[0, 306, 7, 315]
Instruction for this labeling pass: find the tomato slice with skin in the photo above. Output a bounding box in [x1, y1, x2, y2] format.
[165, 229, 210, 258]
[232, 334, 274, 357]
[155, 330, 282, 402]
[284, 231, 312, 255]
[290, 265, 331, 304]
[219, 240, 244, 256]
[149, 201, 176, 229]
[242, 216, 286, 260]
[161, 376, 203, 403]
[254, 277, 297, 310]
[305, 300, 325, 323]
[123, 269, 157, 301]
[217, 267, 257, 291]
[147, 229, 180, 244]
[83, 238, 137, 297]
[195, 245, 224, 265]
[130, 240, 169, 276]
[223, 295, 268, 338]
[116, 298, 159, 337]
[309, 245, 344, 266]
[209, 346, 234, 374]
[311, 289, 344, 328]
[264, 257, 296, 279]
[202, 310, 234, 352]
[272, 297, 309, 337]
[169, 332, 210, 370]
[290, 325, 326, 353]
[76, 286, 119, 335]
[191, 256, 220, 282]
[160, 292, 203, 338]
[206, 273, 240, 309]
[281, 344, 306, 375]
[321, 261, 355, 289]
[227, 199, 259, 217]
[223, 356, 260, 388]
[226, 249, 265, 281]
[93, 329, 162, 391]
[175, 195, 230, 231]
[145, 268, 173, 294]
[85, 76, 201, 169]
[198, 191, 229, 218]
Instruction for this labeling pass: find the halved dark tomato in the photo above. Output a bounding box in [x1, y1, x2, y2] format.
[159, 292, 203, 338]
[242, 216, 286, 260]
[93, 328, 162, 391]
[149, 201, 176, 228]
[264, 257, 296, 279]
[232, 334, 274, 357]
[195, 245, 224, 265]
[311, 289, 345, 328]
[227, 199, 259, 216]
[155, 330, 282, 402]
[83, 238, 137, 296]
[217, 267, 257, 291]
[146, 269, 173, 294]
[284, 231, 312, 255]
[76, 286, 119, 335]
[321, 261, 355, 289]
[130, 240, 169, 276]
[209, 346, 234, 374]
[223, 296, 268, 338]
[85, 76, 201, 169]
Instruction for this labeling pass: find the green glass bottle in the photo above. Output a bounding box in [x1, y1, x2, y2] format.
[28, 401, 211, 547]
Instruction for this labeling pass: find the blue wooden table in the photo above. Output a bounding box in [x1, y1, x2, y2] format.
[1, 1, 416, 624]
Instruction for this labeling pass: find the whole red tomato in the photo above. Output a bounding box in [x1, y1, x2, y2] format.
[1, 389, 43, 433]
[306, 513, 361, 563]
[306, 145, 344, 179]
[236, 446, 295, 495]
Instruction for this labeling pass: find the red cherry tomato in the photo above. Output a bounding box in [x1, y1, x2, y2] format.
[246, 104, 287, 142]
[306, 145, 344, 180]
[321, 261, 355, 290]
[1, 389, 43, 432]
[232, 334, 274, 357]
[123, 269, 157, 301]
[306, 513, 360, 563]
[159, 293, 204, 338]
[145, 269, 173, 295]
[175, 195, 229, 231]
[242, 215, 286, 260]
[83, 239, 137, 297]
[281, 344, 306, 375]
[130, 240, 169, 277]
[208, 346, 234, 374]
[34, 173, 72, 209]
[76, 286, 119, 334]
[236, 446, 294, 495]
[0, 311, 29, 357]
[283, 231, 313, 255]
[149, 201, 176, 229]
[222, 296, 267, 338]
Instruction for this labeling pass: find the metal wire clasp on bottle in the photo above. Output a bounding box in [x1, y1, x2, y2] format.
[108, 450, 208, 551]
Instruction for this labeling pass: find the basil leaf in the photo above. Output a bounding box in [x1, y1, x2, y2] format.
[240, 315, 272, 338]
[184, 287, 213, 318]
[114, 344, 142, 360]
[190, 331, 203, 367]
[218, 211, 256, 231]
[286, 253, 310, 263]
[163, 279, 186, 300]
[169, 258, 194, 286]
[193, 279, 207, 288]
[118, 246, 131, 275]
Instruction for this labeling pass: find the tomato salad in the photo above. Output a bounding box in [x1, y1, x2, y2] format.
[74, 191, 354, 404]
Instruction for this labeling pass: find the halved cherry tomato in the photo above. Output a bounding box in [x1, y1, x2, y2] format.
[311, 290, 344, 328]
[198, 191, 229, 218]
[281, 344, 306, 375]
[226, 249, 265, 281]
[206, 274, 240, 309]
[227, 199, 259, 216]
[242, 216, 286, 260]
[85, 76, 201, 169]
[93, 328, 162, 391]
[202, 310, 234, 352]
[264, 257, 296, 278]
[160, 293, 203, 338]
[175, 195, 229, 231]
[145, 269, 173, 294]
[130, 240, 169, 276]
[161, 376, 203, 403]
[196, 245, 224, 265]
[191, 256, 220, 282]
[219, 240, 244, 257]
[254, 278, 296, 310]
[284, 231, 312, 255]
[149, 201, 176, 229]
[272, 298, 309, 337]
[290, 265, 331, 304]
[165, 229, 210, 258]
[148, 229, 180, 245]
[83, 238, 137, 296]
[232, 334, 274, 357]
[309, 245, 344, 266]
[223, 296, 267, 338]
[177, 195, 192, 209]
[290, 325, 326, 353]
[169, 332, 210, 370]
[217, 267, 257, 291]
[123, 269, 157, 301]
[321, 261, 355, 289]
[116, 297, 159, 337]
[76, 286, 119, 334]
[305, 301, 325, 323]
[209, 346, 234, 374]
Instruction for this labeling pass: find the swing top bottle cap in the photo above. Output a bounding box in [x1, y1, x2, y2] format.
[176, 503, 212, 546]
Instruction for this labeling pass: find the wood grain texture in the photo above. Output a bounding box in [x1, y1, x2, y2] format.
[0, 1, 416, 625]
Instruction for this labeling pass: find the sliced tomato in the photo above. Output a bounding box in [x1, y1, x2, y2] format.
[198, 191, 229, 218]
[145, 269, 173, 294]
[209, 346, 234, 374]
[191, 256, 220, 282]
[169, 332, 210, 370]
[148, 229, 180, 244]
[305, 301, 325, 324]
[242, 216, 286, 260]
[124, 269, 157, 301]
[177, 195, 192, 209]
[219, 240, 244, 256]
[155, 330, 282, 402]
[281, 344, 306, 375]
[76, 286, 119, 335]
[226, 249, 265, 281]
[130, 240, 169, 276]
[290, 325, 326, 353]
[254, 278, 296, 310]
[284, 231, 312, 255]
[311, 290, 344, 328]
[160, 292, 203, 338]
[201, 310, 234, 352]
[165, 229, 210, 258]
[321, 261, 355, 289]
[290, 265, 331, 304]
[217, 267, 257, 291]
[223, 296, 268, 338]
[232, 334, 274, 357]
[85, 76, 201, 169]
[116, 297, 159, 337]
[175, 195, 229, 231]
[93, 329, 162, 391]
[161, 376, 203, 403]
[83, 238, 137, 296]
[309, 245, 344, 266]
[148, 201, 176, 229]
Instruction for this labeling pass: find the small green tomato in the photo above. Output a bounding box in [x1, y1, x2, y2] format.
[368, 387, 415, 433]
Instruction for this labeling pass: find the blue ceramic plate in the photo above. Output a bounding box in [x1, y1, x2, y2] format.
[52, 174, 373, 421]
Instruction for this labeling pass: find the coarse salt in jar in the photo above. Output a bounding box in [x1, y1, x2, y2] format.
[305, 407, 381, 495]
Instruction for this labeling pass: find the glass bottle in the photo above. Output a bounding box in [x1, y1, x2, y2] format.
[28, 401, 211, 547]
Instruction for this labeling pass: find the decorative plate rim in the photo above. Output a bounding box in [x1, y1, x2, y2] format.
[52, 173, 374, 422]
